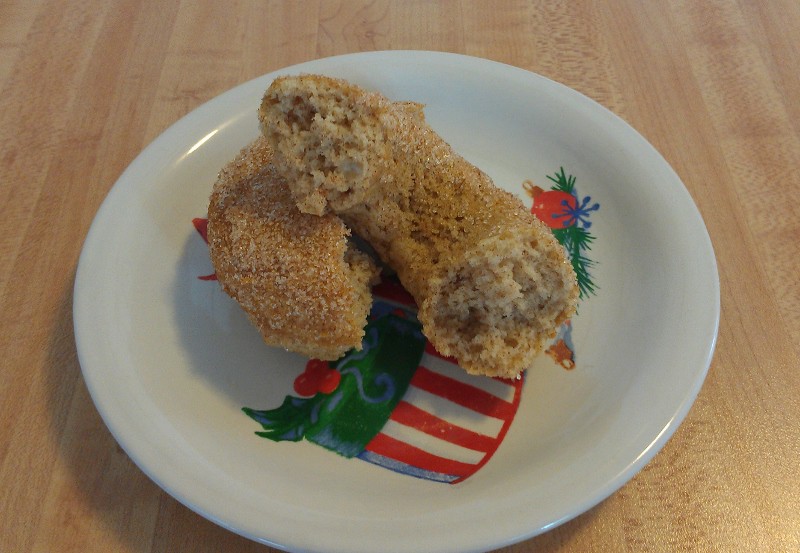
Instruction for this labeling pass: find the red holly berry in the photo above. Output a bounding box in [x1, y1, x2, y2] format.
[305, 358, 331, 375]
[293, 359, 341, 396]
[318, 370, 342, 394]
[293, 372, 319, 396]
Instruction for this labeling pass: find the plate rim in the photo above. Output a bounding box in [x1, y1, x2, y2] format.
[73, 50, 720, 553]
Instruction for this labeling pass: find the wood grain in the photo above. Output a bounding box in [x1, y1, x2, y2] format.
[1, 1, 798, 551]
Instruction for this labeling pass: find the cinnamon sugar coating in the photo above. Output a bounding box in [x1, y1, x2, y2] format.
[260, 75, 578, 378]
[207, 137, 378, 360]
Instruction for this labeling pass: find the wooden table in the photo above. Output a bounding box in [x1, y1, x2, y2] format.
[2, 1, 798, 551]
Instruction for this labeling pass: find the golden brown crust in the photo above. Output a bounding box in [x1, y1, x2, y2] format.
[207, 136, 378, 360]
[260, 75, 579, 378]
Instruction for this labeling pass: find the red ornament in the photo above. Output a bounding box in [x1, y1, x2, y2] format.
[531, 189, 578, 229]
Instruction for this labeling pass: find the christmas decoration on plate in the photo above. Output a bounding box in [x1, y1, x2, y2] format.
[243, 277, 524, 484]
[525, 167, 600, 299]
[190, 166, 600, 483]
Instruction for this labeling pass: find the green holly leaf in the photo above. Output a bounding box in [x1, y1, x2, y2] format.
[552, 221, 598, 299]
[243, 310, 426, 457]
[547, 166, 576, 194]
[243, 395, 325, 442]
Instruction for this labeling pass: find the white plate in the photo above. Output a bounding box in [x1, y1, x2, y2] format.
[74, 51, 719, 553]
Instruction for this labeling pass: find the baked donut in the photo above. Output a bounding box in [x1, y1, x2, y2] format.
[207, 136, 379, 360]
[259, 75, 578, 378]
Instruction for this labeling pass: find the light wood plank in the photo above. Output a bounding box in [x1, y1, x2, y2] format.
[0, 1, 798, 551]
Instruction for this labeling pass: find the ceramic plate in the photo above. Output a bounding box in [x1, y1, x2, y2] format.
[74, 51, 719, 553]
